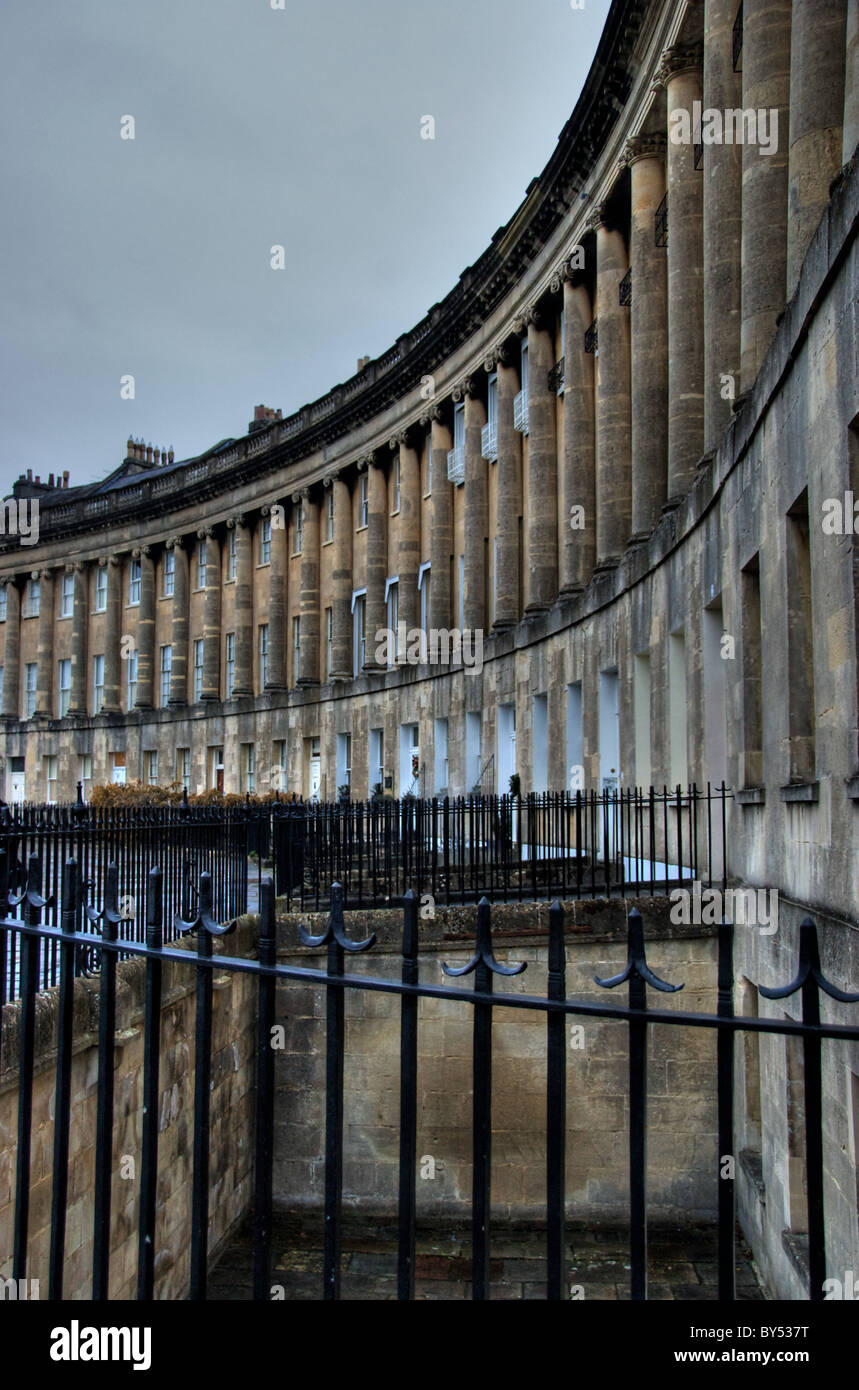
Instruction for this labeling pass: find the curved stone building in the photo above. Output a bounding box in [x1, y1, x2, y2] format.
[0, 0, 858, 1297]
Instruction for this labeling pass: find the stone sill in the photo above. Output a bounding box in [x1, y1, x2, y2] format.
[848, 774, 859, 801]
[780, 782, 819, 804]
[736, 787, 765, 807]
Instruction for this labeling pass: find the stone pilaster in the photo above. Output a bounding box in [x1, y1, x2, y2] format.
[101, 557, 121, 714]
[787, 0, 848, 297]
[265, 507, 287, 691]
[703, 1, 742, 450]
[427, 413, 452, 633]
[201, 529, 221, 702]
[624, 138, 669, 538]
[394, 432, 421, 634]
[297, 489, 320, 686]
[363, 453, 388, 671]
[230, 517, 253, 695]
[329, 475, 353, 679]
[660, 43, 705, 500]
[845, 0, 859, 162]
[550, 267, 595, 593]
[1, 579, 20, 718]
[459, 380, 487, 631]
[591, 210, 632, 567]
[134, 548, 154, 708]
[168, 537, 189, 706]
[492, 350, 522, 628]
[740, 0, 792, 390]
[523, 308, 558, 610]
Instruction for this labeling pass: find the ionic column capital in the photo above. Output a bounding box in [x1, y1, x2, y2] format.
[586, 205, 608, 235]
[322, 470, 340, 488]
[132, 545, 150, 559]
[357, 450, 377, 472]
[290, 487, 310, 505]
[452, 375, 481, 402]
[97, 554, 121, 569]
[419, 402, 445, 426]
[657, 41, 703, 87]
[226, 513, 246, 529]
[196, 525, 215, 540]
[165, 535, 185, 551]
[623, 132, 667, 166]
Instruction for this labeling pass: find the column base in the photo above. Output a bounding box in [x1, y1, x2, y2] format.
[296, 680, 320, 689]
[592, 556, 621, 576]
[328, 671, 354, 683]
[264, 683, 288, 694]
[557, 584, 585, 599]
[626, 531, 652, 549]
[491, 619, 517, 633]
[661, 496, 684, 516]
[523, 602, 551, 617]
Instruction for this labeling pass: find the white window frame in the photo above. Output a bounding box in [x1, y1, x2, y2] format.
[418, 562, 431, 633]
[163, 550, 174, 597]
[326, 490, 334, 542]
[294, 502, 303, 555]
[25, 663, 37, 717]
[260, 517, 271, 566]
[0, 586, 7, 622]
[61, 572, 74, 618]
[126, 650, 138, 709]
[292, 616, 301, 685]
[351, 590, 366, 677]
[225, 632, 235, 698]
[196, 540, 207, 591]
[227, 529, 237, 581]
[259, 624, 269, 689]
[95, 567, 107, 612]
[93, 654, 105, 714]
[359, 475, 369, 528]
[159, 645, 172, 707]
[193, 638, 204, 702]
[58, 658, 71, 718]
[129, 558, 141, 606]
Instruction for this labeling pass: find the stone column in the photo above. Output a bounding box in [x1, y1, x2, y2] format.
[201, 528, 221, 702]
[134, 547, 154, 708]
[394, 432, 421, 635]
[168, 537, 189, 705]
[427, 411, 452, 632]
[102, 556, 121, 714]
[661, 43, 705, 500]
[523, 307, 559, 609]
[787, 0, 849, 298]
[231, 516, 253, 695]
[591, 210, 632, 567]
[1, 580, 20, 718]
[66, 562, 88, 714]
[265, 506, 287, 690]
[363, 453, 388, 671]
[624, 139, 669, 538]
[297, 489, 320, 686]
[741, 0, 792, 391]
[329, 474, 353, 679]
[845, 0, 859, 162]
[460, 381, 487, 631]
[492, 348, 522, 628]
[35, 568, 56, 715]
[553, 266, 596, 592]
[32, 569, 53, 715]
[703, 0, 742, 450]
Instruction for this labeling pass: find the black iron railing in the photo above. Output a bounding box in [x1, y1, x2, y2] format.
[2, 855, 857, 1301]
[0, 797, 262, 1002]
[273, 785, 730, 911]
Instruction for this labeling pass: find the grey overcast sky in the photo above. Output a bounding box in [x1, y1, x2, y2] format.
[0, 0, 611, 499]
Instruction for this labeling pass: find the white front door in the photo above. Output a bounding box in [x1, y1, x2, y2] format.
[10, 772, 25, 804]
[309, 737, 321, 800]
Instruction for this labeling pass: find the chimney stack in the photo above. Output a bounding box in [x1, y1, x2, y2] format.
[63, 471, 69, 488]
[168, 447, 174, 464]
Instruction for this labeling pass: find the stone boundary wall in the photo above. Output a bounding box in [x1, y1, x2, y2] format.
[273, 896, 722, 1225]
[0, 917, 257, 1300]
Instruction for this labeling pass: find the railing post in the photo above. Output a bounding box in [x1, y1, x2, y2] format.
[443, 897, 525, 1301]
[716, 916, 736, 1300]
[546, 900, 567, 1300]
[397, 889, 419, 1300]
[253, 877, 277, 1301]
[596, 907, 683, 1301]
[759, 918, 859, 1301]
[91, 863, 122, 1299]
[298, 882, 375, 1299]
[137, 866, 163, 1300]
[12, 854, 52, 1282]
[49, 858, 81, 1299]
